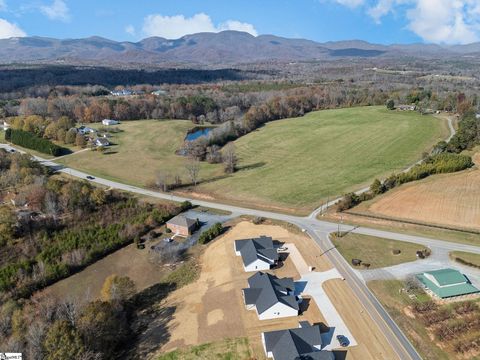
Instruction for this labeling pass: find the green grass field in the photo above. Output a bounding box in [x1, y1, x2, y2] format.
[198, 106, 447, 211]
[57, 106, 446, 212]
[332, 233, 425, 269]
[57, 120, 224, 187]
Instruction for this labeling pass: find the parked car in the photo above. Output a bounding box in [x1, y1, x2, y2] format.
[336, 335, 349, 347]
[164, 237, 174, 243]
[86, 175, 95, 180]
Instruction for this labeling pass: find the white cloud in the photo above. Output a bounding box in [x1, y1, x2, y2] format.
[333, 0, 365, 8]
[334, 0, 480, 44]
[125, 24, 135, 36]
[368, 0, 396, 23]
[0, 18, 26, 38]
[40, 0, 70, 22]
[407, 0, 479, 44]
[142, 13, 258, 39]
[218, 20, 258, 36]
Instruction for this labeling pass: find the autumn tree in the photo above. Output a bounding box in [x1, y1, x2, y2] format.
[75, 133, 86, 148]
[0, 206, 15, 245]
[100, 275, 136, 303]
[43, 320, 85, 360]
[78, 300, 129, 356]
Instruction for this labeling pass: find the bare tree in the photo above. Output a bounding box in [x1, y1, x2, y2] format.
[185, 160, 200, 187]
[155, 171, 171, 192]
[222, 142, 238, 174]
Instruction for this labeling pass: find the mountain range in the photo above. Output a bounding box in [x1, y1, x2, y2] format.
[1, 31, 480, 65]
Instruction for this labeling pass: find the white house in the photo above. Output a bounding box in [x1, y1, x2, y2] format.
[95, 138, 110, 147]
[102, 119, 119, 126]
[234, 236, 279, 272]
[262, 322, 334, 360]
[243, 272, 299, 320]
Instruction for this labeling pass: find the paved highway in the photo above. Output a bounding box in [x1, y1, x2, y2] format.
[3, 141, 470, 360]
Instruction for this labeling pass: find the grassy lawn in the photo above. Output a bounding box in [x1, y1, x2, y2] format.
[57, 107, 446, 213]
[199, 106, 447, 212]
[324, 210, 480, 247]
[368, 280, 451, 360]
[157, 338, 253, 360]
[331, 232, 425, 268]
[450, 251, 480, 268]
[57, 120, 224, 187]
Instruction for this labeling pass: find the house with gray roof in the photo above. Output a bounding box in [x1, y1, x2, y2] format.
[243, 272, 299, 320]
[234, 236, 279, 272]
[262, 322, 335, 360]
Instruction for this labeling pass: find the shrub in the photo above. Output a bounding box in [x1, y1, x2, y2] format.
[180, 201, 192, 211]
[253, 216, 265, 225]
[198, 223, 223, 245]
[386, 99, 395, 110]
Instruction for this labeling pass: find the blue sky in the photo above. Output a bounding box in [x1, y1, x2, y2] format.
[0, 0, 479, 45]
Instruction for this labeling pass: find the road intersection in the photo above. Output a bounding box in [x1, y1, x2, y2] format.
[1, 139, 472, 360]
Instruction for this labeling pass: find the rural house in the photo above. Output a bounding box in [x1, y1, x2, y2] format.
[243, 272, 299, 320]
[234, 236, 279, 272]
[166, 215, 198, 236]
[416, 268, 480, 299]
[102, 119, 119, 126]
[95, 138, 110, 147]
[262, 322, 334, 360]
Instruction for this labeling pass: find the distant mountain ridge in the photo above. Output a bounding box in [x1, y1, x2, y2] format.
[0, 31, 478, 65]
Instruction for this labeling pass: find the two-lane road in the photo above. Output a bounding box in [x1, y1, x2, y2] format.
[4, 142, 472, 360]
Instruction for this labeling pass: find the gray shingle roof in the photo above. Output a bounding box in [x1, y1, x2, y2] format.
[235, 236, 279, 267]
[243, 272, 298, 314]
[263, 324, 334, 360]
[167, 215, 197, 228]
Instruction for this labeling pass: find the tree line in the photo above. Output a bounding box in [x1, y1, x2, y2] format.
[5, 128, 67, 156]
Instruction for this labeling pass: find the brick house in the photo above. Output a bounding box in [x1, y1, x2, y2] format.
[166, 215, 197, 236]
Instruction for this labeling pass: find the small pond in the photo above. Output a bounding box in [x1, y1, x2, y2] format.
[185, 127, 213, 141]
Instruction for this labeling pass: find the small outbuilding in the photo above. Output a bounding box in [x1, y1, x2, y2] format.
[166, 215, 198, 237]
[95, 138, 110, 147]
[102, 119, 119, 126]
[416, 268, 480, 299]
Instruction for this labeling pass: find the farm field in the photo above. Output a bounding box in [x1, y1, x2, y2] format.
[197, 106, 447, 212]
[369, 280, 480, 360]
[57, 120, 224, 187]
[331, 233, 425, 269]
[141, 220, 399, 360]
[356, 153, 480, 231]
[57, 107, 446, 213]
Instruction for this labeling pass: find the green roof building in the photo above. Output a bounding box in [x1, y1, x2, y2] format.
[416, 268, 480, 299]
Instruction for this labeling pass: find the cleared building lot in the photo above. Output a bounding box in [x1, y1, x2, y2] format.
[148, 221, 399, 359]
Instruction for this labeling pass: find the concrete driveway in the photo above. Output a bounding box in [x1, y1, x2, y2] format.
[285, 243, 357, 350]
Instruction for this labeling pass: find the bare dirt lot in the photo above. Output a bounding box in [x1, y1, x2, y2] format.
[143, 221, 399, 360]
[357, 153, 480, 231]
